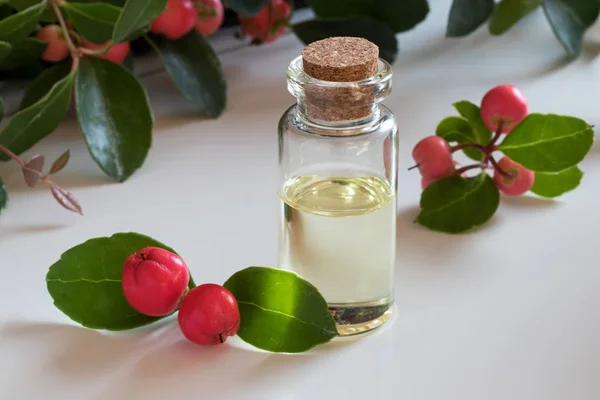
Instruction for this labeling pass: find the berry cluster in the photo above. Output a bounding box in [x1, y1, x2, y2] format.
[412, 84, 534, 196]
[122, 247, 240, 346]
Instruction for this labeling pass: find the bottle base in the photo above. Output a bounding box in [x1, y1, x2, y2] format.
[328, 296, 393, 337]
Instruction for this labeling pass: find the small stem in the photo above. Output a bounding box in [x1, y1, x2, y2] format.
[456, 163, 486, 175]
[219, 333, 224, 343]
[450, 143, 487, 154]
[407, 164, 420, 171]
[489, 121, 505, 146]
[50, 0, 79, 61]
[489, 156, 514, 179]
[0, 144, 25, 167]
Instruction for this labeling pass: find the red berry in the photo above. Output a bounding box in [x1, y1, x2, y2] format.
[36, 25, 70, 62]
[81, 40, 130, 64]
[194, 0, 224, 36]
[122, 247, 190, 317]
[239, 0, 292, 44]
[493, 156, 534, 196]
[420, 161, 463, 190]
[412, 136, 454, 179]
[178, 283, 240, 346]
[480, 84, 528, 134]
[150, 0, 198, 40]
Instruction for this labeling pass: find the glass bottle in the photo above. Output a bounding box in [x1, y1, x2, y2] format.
[277, 37, 399, 336]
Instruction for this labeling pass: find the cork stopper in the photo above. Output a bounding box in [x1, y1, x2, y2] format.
[300, 37, 379, 124]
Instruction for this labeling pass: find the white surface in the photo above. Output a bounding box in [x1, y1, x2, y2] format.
[1, 2, 600, 399]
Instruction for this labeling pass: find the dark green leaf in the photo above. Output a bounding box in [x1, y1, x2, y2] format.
[542, 0, 600, 58]
[0, 178, 6, 215]
[0, 98, 3, 121]
[0, 69, 73, 161]
[147, 31, 226, 118]
[62, 2, 121, 44]
[0, 0, 46, 43]
[122, 50, 134, 72]
[225, 0, 270, 16]
[75, 56, 152, 182]
[489, 0, 542, 35]
[0, 37, 46, 70]
[46, 232, 196, 331]
[20, 61, 70, 109]
[8, 0, 56, 21]
[0, 40, 10, 63]
[112, 0, 167, 43]
[435, 116, 484, 161]
[446, 0, 494, 37]
[498, 113, 594, 172]
[223, 266, 337, 353]
[307, 0, 429, 33]
[530, 166, 583, 198]
[417, 173, 500, 233]
[453, 100, 492, 145]
[292, 17, 398, 64]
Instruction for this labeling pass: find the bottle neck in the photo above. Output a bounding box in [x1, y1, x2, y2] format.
[295, 100, 381, 135]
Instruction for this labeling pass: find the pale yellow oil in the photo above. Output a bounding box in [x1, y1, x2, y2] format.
[278, 175, 396, 336]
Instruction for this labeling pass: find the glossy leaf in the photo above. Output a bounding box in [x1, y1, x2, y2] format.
[20, 61, 70, 109]
[22, 153, 44, 187]
[417, 173, 500, 233]
[293, 17, 398, 64]
[112, 0, 167, 43]
[0, 37, 46, 71]
[46, 232, 196, 331]
[225, 0, 270, 16]
[0, 178, 6, 215]
[50, 184, 82, 214]
[453, 100, 492, 146]
[147, 31, 226, 118]
[75, 56, 152, 182]
[435, 116, 484, 161]
[223, 266, 337, 353]
[530, 166, 583, 198]
[49, 149, 70, 174]
[0, 41, 10, 63]
[0, 0, 46, 43]
[498, 114, 594, 172]
[446, 0, 494, 37]
[8, 0, 56, 21]
[307, 0, 429, 33]
[62, 2, 121, 44]
[0, 70, 73, 161]
[489, 0, 542, 35]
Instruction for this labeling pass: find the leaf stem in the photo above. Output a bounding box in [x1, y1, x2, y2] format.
[456, 163, 486, 175]
[489, 121, 504, 146]
[50, 0, 79, 62]
[0, 144, 25, 167]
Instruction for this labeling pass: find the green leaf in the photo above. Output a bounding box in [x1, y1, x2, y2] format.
[0, 0, 46, 43]
[0, 41, 10, 63]
[453, 100, 492, 145]
[46, 232, 196, 331]
[435, 116, 484, 161]
[446, 0, 494, 37]
[75, 56, 152, 182]
[497, 113, 594, 172]
[8, 0, 56, 21]
[111, 0, 167, 43]
[307, 0, 429, 33]
[292, 17, 398, 64]
[223, 266, 337, 353]
[225, 0, 270, 16]
[20, 61, 70, 109]
[0, 177, 6, 215]
[530, 166, 583, 198]
[146, 31, 226, 118]
[0, 37, 46, 70]
[417, 173, 500, 233]
[0, 97, 3, 121]
[489, 0, 542, 35]
[0, 69, 73, 161]
[542, 0, 600, 58]
[62, 2, 121, 44]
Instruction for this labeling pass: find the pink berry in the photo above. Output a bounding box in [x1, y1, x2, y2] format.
[122, 247, 190, 317]
[150, 0, 198, 40]
[81, 40, 130, 64]
[178, 283, 240, 346]
[239, 0, 292, 44]
[412, 136, 454, 179]
[480, 84, 528, 133]
[194, 0, 224, 36]
[421, 161, 463, 190]
[493, 156, 535, 196]
[36, 25, 70, 62]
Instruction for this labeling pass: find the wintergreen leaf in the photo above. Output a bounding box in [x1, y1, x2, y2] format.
[0, 41, 10, 63]
[223, 266, 337, 353]
[498, 113, 594, 172]
[446, 0, 494, 37]
[0, 69, 73, 161]
[8, 0, 56, 21]
[112, 0, 167, 43]
[225, 0, 270, 16]
[453, 100, 492, 145]
[542, 0, 600, 58]
[530, 166, 583, 198]
[293, 17, 398, 64]
[20, 61, 70, 109]
[435, 116, 483, 161]
[75, 56, 152, 182]
[0, 37, 46, 70]
[0, 98, 3, 121]
[489, 0, 542, 35]
[0, 0, 46, 43]
[146, 31, 226, 118]
[307, 0, 429, 33]
[0, 178, 6, 215]
[417, 173, 500, 233]
[46, 232, 196, 331]
[62, 2, 121, 44]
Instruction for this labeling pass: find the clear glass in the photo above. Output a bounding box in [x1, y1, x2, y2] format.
[277, 56, 399, 336]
